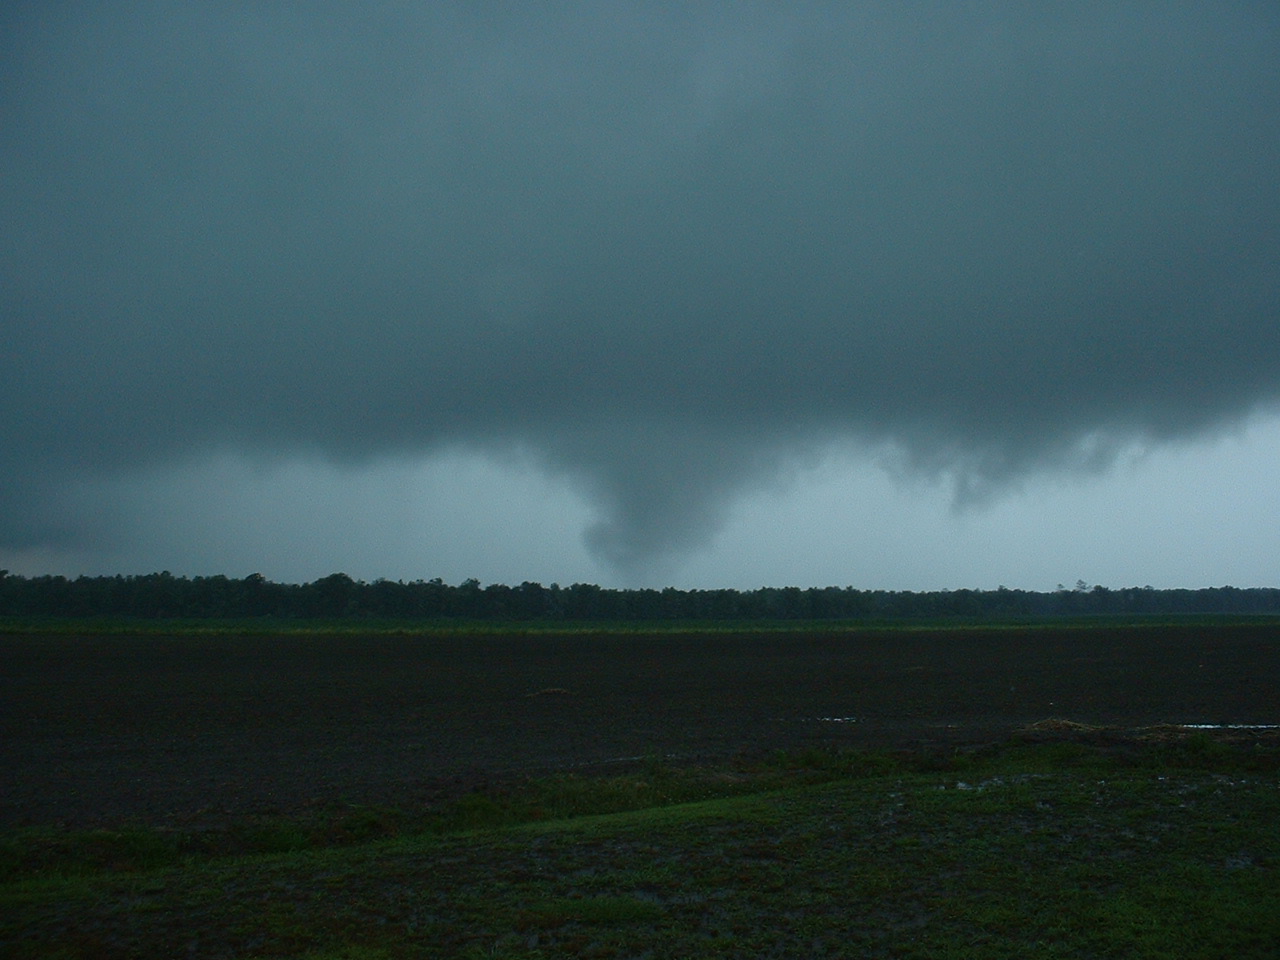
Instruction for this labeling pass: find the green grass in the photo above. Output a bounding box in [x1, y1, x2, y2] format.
[3, 739, 1278, 958]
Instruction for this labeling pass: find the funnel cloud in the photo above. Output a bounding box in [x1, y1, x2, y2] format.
[2, 3, 1278, 580]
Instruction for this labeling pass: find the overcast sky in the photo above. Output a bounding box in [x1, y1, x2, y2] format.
[3, 2, 1278, 590]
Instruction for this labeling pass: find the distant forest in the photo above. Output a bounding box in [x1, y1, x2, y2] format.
[1, 571, 1279, 621]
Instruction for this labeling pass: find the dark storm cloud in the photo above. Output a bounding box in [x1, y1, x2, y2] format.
[3, 2, 1278, 572]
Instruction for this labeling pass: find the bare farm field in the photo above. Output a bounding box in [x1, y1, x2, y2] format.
[3, 621, 1280, 958]
[3, 622, 1277, 829]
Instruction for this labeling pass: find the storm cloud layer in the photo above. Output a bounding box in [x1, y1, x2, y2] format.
[3, 2, 1279, 575]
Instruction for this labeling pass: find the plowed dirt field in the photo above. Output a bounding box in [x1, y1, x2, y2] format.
[3, 624, 1276, 827]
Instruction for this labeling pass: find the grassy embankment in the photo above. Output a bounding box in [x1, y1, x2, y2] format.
[4, 733, 1279, 959]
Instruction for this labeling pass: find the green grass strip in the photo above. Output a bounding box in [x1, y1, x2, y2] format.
[3, 743, 1278, 958]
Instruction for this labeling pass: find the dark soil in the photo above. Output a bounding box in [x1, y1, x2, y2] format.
[2, 624, 1276, 828]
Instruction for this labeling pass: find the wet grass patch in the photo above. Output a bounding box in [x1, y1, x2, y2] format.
[3, 738, 1278, 958]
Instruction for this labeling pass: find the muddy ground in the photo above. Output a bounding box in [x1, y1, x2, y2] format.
[2, 624, 1276, 828]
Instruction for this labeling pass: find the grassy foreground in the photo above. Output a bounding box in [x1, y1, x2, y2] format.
[3, 734, 1279, 959]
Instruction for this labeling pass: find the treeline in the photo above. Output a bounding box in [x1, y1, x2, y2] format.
[1, 570, 1279, 621]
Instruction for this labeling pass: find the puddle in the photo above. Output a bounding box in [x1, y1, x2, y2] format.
[783, 716, 860, 723]
[796, 719, 1276, 729]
